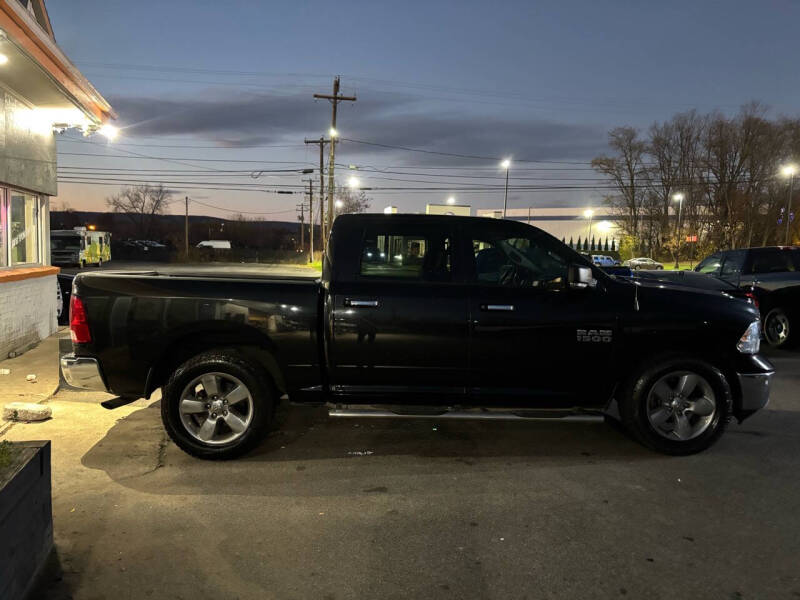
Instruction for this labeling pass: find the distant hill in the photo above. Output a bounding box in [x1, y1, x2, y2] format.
[50, 210, 307, 251]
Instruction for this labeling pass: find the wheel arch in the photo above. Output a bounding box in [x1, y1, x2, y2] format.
[144, 325, 287, 399]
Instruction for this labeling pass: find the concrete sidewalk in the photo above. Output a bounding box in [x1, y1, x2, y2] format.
[0, 328, 66, 406]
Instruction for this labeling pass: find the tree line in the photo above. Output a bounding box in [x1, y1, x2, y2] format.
[592, 103, 800, 261]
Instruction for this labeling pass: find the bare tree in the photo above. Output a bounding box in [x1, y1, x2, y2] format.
[591, 127, 648, 253]
[334, 187, 371, 215]
[105, 184, 173, 240]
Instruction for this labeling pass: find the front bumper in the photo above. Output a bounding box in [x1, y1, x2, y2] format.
[60, 354, 109, 392]
[736, 371, 773, 413]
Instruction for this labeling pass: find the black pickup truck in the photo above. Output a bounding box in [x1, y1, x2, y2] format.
[61, 214, 773, 459]
[694, 247, 800, 348]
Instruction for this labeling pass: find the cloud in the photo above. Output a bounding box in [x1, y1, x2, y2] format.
[110, 91, 608, 164]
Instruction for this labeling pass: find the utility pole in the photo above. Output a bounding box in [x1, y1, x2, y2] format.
[297, 201, 305, 252]
[306, 179, 314, 261]
[305, 137, 330, 250]
[184, 196, 189, 259]
[785, 170, 795, 246]
[313, 76, 356, 243]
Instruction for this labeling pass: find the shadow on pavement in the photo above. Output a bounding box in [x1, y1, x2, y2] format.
[78, 400, 668, 494]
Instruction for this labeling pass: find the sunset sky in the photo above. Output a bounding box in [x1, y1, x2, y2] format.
[48, 0, 800, 221]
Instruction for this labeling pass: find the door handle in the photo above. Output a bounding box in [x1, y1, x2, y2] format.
[345, 298, 379, 307]
[481, 304, 515, 311]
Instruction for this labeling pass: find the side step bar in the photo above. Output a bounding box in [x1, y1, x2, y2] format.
[327, 405, 603, 422]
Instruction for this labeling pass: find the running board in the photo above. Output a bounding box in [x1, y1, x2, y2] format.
[327, 405, 603, 422]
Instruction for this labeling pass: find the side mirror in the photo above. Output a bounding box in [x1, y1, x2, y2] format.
[568, 264, 596, 290]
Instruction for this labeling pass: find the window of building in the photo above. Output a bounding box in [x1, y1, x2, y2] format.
[8, 190, 40, 266]
[471, 233, 568, 289]
[360, 230, 451, 281]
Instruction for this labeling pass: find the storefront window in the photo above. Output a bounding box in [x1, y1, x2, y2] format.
[10, 191, 39, 265]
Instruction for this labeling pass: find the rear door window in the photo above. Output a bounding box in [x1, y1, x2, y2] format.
[750, 249, 795, 274]
[720, 250, 746, 278]
[360, 229, 451, 281]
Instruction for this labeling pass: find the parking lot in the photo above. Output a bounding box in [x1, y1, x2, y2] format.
[0, 349, 794, 599]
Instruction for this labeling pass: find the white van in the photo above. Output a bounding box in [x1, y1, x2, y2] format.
[196, 240, 232, 250]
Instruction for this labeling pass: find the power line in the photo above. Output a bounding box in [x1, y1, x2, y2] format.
[340, 138, 592, 165]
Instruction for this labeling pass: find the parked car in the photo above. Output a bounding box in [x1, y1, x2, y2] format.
[694, 246, 800, 348]
[61, 214, 772, 459]
[624, 257, 664, 270]
[590, 255, 619, 267]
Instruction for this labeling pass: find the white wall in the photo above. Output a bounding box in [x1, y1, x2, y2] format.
[0, 274, 57, 358]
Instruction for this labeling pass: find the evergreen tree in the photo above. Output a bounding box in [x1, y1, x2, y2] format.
[604, 237, 609, 252]
[576, 236, 582, 250]
[569, 236, 574, 248]
[583, 238, 589, 251]
[591, 235, 596, 251]
[611, 239, 616, 252]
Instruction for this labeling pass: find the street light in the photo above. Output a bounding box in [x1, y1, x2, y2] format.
[447, 196, 456, 205]
[329, 127, 339, 139]
[672, 193, 685, 268]
[501, 159, 511, 217]
[781, 164, 797, 245]
[583, 209, 594, 244]
[98, 124, 119, 141]
[347, 176, 360, 189]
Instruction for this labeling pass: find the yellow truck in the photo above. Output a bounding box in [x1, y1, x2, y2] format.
[51, 228, 111, 268]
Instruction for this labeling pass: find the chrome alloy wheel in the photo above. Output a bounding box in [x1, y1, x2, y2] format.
[179, 372, 254, 445]
[764, 309, 790, 347]
[646, 370, 717, 441]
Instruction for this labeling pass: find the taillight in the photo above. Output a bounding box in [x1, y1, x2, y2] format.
[745, 291, 759, 309]
[70, 296, 92, 344]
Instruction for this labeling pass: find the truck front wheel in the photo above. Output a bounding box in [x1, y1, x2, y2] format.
[618, 358, 729, 455]
[162, 349, 274, 460]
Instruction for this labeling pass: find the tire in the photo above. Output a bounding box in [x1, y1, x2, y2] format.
[162, 349, 274, 460]
[763, 307, 792, 349]
[618, 357, 729, 455]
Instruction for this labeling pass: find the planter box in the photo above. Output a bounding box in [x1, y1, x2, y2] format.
[0, 441, 53, 600]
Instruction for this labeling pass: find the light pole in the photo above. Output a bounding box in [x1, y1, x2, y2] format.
[781, 165, 797, 245]
[583, 209, 594, 248]
[501, 159, 511, 217]
[673, 193, 684, 268]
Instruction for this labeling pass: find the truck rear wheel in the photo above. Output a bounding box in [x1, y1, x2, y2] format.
[162, 349, 274, 460]
[618, 357, 729, 455]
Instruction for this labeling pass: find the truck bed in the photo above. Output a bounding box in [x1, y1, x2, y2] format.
[72, 269, 323, 399]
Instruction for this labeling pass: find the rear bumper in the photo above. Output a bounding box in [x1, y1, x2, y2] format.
[60, 354, 109, 392]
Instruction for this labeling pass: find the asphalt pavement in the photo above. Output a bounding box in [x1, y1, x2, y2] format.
[4, 348, 798, 599]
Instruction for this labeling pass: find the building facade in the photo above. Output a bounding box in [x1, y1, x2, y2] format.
[0, 0, 113, 357]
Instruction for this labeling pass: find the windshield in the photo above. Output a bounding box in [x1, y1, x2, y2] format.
[51, 236, 81, 250]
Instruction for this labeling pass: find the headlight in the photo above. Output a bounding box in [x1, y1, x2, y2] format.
[737, 320, 761, 354]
